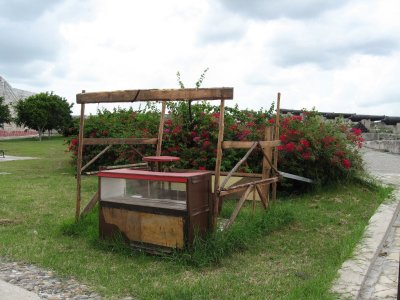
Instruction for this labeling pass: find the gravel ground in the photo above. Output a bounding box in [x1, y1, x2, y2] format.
[0, 258, 104, 300]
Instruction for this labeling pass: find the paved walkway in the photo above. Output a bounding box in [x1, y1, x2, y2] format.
[0, 155, 37, 162]
[0, 279, 39, 300]
[333, 148, 400, 299]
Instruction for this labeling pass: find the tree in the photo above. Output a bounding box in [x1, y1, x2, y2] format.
[14, 92, 73, 141]
[0, 97, 12, 128]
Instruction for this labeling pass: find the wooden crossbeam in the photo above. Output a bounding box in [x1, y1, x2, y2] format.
[222, 140, 280, 149]
[83, 138, 158, 145]
[219, 177, 279, 197]
[76, 88, 234, 104]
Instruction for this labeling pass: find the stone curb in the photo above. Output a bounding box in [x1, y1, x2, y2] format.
[331, 188, 400, 299]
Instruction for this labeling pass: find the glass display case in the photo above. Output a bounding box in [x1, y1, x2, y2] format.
[98, 169, 212, 251]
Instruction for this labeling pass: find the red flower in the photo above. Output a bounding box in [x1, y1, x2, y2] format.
[202, 140, 211, 149]
[246, 121, 256, 127]
[268, 118, 275, 124]
[331, 156, 340, 165]
[342, 158, 351, 169]
[322, 136, 335, 145]
[299, 139, 310, 148]
[351, 128, 362, 136]
[279, 134, 288, 142]
[285, 142, 295, 152]
[296, 145, 303, 152]
[291, 115, 303, 121]
[193, 136, 200, 143]
[201, 131, 209, 139]
[277, 145, 285, 151]
[301, 152, 312, 160]
[198, 166, 206, 170]
[229, 124, 238, 131]
[172, 126, 182, 134]
[71, 138, 78, 146]
[335, 150, 344, 157]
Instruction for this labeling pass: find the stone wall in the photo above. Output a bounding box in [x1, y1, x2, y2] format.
[363, 133, 400, 141]
[364, 140, 400, 154]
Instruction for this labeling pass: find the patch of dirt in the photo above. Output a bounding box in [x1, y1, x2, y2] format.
[0, 219, 19, 226]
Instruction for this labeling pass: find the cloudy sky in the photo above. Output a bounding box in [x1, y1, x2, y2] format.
[1, 0, 399, 116]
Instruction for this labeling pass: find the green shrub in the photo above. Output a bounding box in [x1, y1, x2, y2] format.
[67, 105, 364, 187]
[276, 111, 364, 185]
[67, 102, 274, 172]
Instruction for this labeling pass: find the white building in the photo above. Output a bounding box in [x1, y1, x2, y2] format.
[0, 75, 35, 131]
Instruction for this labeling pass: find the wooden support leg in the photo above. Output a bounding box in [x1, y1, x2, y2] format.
[272, 92, 281, 202]
[256, 184, 269, 209]
[213, 99, 225, 229]
[76, 102, 85, 221]
[262, 127, 273, 202]
[224, 185, 253, 230]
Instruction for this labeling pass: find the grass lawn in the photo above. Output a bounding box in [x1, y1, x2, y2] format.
[0, 137, 393, 299]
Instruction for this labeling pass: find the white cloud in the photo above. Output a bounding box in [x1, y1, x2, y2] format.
[1, 0, 399, 117]
[216, 0, 348, 20]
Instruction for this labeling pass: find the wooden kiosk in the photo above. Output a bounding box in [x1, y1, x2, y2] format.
[75, 88, 282, 250]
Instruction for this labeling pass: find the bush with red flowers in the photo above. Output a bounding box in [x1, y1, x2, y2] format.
[67, 105, 364, 186]
[67, 102, 274, 172]
[275, 110, 364, 185]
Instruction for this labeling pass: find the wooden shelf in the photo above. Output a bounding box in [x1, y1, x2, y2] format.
[102, 196, 187, 211]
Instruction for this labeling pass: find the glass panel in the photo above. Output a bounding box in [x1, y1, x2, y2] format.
[100, 177, 187, 210]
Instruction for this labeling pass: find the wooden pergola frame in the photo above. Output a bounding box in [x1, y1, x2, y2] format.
[75, 87, 281, 231]
[75, 87, 233, 220]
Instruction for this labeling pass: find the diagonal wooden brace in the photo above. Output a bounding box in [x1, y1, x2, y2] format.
[220, 141, 259, 190]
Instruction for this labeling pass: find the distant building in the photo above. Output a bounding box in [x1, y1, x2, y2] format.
[0, 75, 35, 131]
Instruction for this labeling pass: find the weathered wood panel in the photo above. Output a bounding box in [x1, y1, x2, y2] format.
[76, 88, 234, 104]
[101, 207, 184, 248]
[222, 140, 281, 149]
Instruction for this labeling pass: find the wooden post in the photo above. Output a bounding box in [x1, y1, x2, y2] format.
[272, 93, 281, 202]
[261, 126, 273, 203]
[213, 99, 225, 228]
[76, 101, 86, 221]
[156, 101, 166, 156]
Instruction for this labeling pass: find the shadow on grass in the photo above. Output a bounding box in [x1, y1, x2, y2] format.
[60, 203, 294, 268]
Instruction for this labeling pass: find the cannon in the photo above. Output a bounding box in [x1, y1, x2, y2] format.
[382, 116, 400, 125]
[349, 114, 385, 122]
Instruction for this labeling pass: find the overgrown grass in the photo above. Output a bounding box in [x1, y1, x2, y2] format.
[0, 137, 393, 299]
